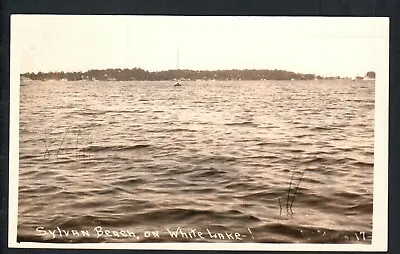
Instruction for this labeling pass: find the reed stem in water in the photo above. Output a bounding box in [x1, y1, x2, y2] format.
[286, 171, 295, 212]
[289, 168, 307, 212]
[56, 125, 70, 160]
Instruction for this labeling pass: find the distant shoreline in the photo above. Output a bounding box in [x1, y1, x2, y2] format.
[20, 68, 375, 82]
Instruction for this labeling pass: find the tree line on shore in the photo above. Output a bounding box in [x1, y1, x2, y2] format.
[20, 68, 375, 81]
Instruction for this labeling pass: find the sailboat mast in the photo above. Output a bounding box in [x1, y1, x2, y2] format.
[174, 46, 182, 86]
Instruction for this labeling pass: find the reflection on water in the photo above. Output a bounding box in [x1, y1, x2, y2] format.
[18, 80, 374, 243]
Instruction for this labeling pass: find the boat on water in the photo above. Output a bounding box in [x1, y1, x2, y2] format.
[174, 46, 182, 87]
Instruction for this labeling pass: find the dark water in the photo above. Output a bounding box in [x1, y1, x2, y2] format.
[18, 80, 374, 244]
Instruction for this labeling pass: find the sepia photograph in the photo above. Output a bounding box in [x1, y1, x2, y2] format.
[9, 15, 388, 251]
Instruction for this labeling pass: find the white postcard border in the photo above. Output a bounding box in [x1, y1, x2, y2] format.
[8, 15, 389, 252]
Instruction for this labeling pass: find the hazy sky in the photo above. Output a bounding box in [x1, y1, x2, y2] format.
[12, 15, 388, 77]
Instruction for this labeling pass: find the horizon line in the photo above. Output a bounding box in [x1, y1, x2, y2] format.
[20, 67, 374, 78]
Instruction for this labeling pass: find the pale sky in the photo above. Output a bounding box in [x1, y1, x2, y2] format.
[12, 15, 389, 77]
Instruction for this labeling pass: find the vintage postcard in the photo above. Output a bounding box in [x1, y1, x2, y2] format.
[9, 15, 388, 251]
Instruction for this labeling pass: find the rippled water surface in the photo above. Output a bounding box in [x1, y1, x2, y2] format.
[18, 80, 374, 244]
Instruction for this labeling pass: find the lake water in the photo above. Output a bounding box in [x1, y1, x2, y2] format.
[17, 80, 374, 244]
